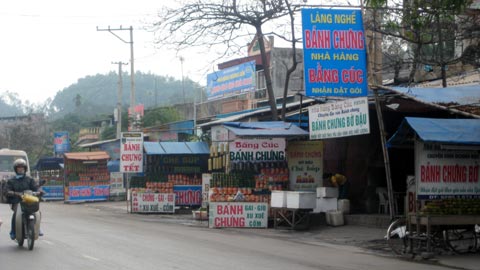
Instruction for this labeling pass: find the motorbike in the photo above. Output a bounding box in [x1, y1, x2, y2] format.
[11, 189, 42, 250]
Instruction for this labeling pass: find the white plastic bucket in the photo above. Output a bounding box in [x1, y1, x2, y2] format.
[337, 199, 350, 214]
[326, 210, 344, 226]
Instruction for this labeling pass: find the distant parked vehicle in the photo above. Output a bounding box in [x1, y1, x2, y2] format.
[0, 148, 30, 203]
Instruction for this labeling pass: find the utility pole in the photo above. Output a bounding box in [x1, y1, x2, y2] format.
[361, 2, 394, 219]
[112, 61, 128, 139]
[97, 26, 136, 130]
[179, 56, 186, 105]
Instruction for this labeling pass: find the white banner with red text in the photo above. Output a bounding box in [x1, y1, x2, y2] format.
[209, 202, 268, 228]
[130, 191, 175, 213]
[120, 132, 144, 173]
[415, 141, 480, 199]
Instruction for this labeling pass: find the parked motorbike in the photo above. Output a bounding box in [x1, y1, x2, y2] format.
[11, 190, 42, 250]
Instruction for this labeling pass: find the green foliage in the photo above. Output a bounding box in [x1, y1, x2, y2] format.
[365, 0, 471, 11]
[101, 126, 117, 140]
[49, 72, 201, 119]
[142, 107, 182, 127]
[51, 113, 87, 138]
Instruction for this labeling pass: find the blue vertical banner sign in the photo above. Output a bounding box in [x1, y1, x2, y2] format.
[54, 131, 70, 155]
[302, 9, 368, 97]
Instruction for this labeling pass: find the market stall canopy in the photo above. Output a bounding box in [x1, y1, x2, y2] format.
[64, 151, 110, 160]
[387, 117, 480, 148]
[107, 160, 120, 172]
[34, 157, 64, 171]
[391, 85, 480, 105]
[222, 121, 308, 137]
[144, 142, 210, 155]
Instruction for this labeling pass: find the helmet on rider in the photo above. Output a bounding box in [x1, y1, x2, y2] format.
[13, 158, 28, 175]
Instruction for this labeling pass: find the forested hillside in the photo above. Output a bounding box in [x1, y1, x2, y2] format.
[49, 71, 201, 118]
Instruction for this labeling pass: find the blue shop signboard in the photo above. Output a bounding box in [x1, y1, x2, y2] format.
[174, 185, 202, 207]
[302, 9, 368, 97]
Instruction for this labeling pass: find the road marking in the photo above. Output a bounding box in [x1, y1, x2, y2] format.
[82, 254, 101, 261]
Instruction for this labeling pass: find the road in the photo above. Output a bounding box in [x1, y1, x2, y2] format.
[0, 202, 451, 270]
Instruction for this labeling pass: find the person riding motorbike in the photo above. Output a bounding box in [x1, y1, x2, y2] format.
[6, 158, 43, 240]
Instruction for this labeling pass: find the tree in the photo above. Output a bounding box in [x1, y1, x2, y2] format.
[365, 0, 477, 87]
[0, 114, 51, 165]
[142, 107, 182, 128]
[151, 0, 303, 120]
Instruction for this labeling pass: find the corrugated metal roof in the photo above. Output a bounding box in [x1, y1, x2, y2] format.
[387, 117, 480, 148]
[144, 142, 210, 155]
[78, 138, 119, 148]
[64, 151, 110, 160]
[197, 98, 317, 128]
[144, 142, 166, 154]
[223, 121, 309, 137]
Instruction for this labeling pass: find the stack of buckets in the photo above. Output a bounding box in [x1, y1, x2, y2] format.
[326, 199, 350, 226]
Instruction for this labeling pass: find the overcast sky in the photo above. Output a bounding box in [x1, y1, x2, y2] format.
[0, 0, 216, 104]
[0, 0, 345, 104]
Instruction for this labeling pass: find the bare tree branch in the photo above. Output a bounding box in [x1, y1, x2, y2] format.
[149, 0, 305, 120]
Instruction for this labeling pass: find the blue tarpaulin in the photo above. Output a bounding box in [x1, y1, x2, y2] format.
[222, 121, 309, 137]
[144, 142, 210, 155]
[392, 85, 480, 105]
[387, 117, 480, 148]
[107, 160, 120, 172]
[34, 157, 64, 171]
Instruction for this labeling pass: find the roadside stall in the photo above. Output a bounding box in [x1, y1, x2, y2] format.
[207, 121, 311, 229]
[64, 151, 111, 202]
[387, 117, 480, 255]
[129, 142, 209, 214]
[34, 157, 64, 201]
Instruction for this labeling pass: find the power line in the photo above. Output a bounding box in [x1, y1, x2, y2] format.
[97, 26, 137, 130]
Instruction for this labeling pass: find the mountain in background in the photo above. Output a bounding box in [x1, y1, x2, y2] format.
[48, 71, 201, 119]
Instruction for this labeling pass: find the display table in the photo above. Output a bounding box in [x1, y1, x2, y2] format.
[408, 214, 480, 253]
[272, 208, 312, 230]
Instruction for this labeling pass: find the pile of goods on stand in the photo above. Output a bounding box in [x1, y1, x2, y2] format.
[130, 143, 208, 214]
[207, 138, 288, 229]
[420, 198, 480, 215]
[64, 152, 110, 202]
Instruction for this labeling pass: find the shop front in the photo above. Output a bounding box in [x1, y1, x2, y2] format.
[207, 121, 311, 228]
[129, 142, 209, 214]
[34, 157, 64, 201]
[387, 117, 480, 253]
[63, 151, 111, 202]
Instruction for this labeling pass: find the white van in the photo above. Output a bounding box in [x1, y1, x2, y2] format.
[0, 148, 30, 203]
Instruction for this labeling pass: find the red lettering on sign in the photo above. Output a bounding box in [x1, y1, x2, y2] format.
[442, 165, 467, 183]
[214, 217, 245, 227]
[420, 163, 440, 182]
[217, 204, 244, 215]
[123, 143, 140, 151]
[142, 194, 155, 202]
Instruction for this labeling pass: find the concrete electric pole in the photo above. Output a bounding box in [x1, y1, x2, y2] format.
[112, 61, 128, 139]
[97, 26, 136, 130]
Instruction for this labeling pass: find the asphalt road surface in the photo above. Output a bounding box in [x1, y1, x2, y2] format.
[0, 202, 451, 270]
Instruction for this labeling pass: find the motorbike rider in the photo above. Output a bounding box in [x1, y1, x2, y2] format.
[6, 158, 42, 240]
